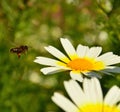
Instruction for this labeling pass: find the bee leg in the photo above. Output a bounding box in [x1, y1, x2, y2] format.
[17, 53, 21, 58]
[24, 51, 27, 55]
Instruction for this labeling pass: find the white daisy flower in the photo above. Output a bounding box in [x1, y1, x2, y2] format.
[52, 78, 120, 112]
[34, 38, 120, 82]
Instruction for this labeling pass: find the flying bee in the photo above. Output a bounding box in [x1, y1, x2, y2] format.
[10, 45, 28, 58]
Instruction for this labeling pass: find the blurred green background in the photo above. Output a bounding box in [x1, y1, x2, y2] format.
[0, 0, 120, 112]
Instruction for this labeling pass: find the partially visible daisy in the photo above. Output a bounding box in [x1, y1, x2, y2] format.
[34, 38, 120, 82]
[52, 78, 120, 112]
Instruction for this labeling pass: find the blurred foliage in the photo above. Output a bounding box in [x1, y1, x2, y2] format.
[0, 0, 120, 112]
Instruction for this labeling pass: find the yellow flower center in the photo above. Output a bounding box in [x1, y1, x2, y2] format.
[67, 58, 105, 72]
[78, 103, 120, 112]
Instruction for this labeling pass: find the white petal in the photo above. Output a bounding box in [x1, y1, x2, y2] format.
[83, 78, 103, 103]
[99, 70, 113, 76]
[40, 67, 69, 75]
[97, 52, 120, 65]
[104, 86, 120, 106]
[83, 78, 91, 102]
[84, 71, 102, 79]
[34, 57, 58, 66]
[104, 57, 120, 65]
[60, 38, 78, 60]
[76, 44, 89, 58]
[70, 71, 83, 82]
[51, 92, 79, 112]
[34, 56, 66, 67]
[102, 66, 120, 73]
[97, 52, 113, 60]
[90, 78, 103, 103]
[64, 80, 87, 107]
[86, 47, 102, 58]
[45, 46, 70, 63]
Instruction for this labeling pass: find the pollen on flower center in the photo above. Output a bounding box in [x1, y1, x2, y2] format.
[79, 103, 120, 112]
[67, 58, 94, 71]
